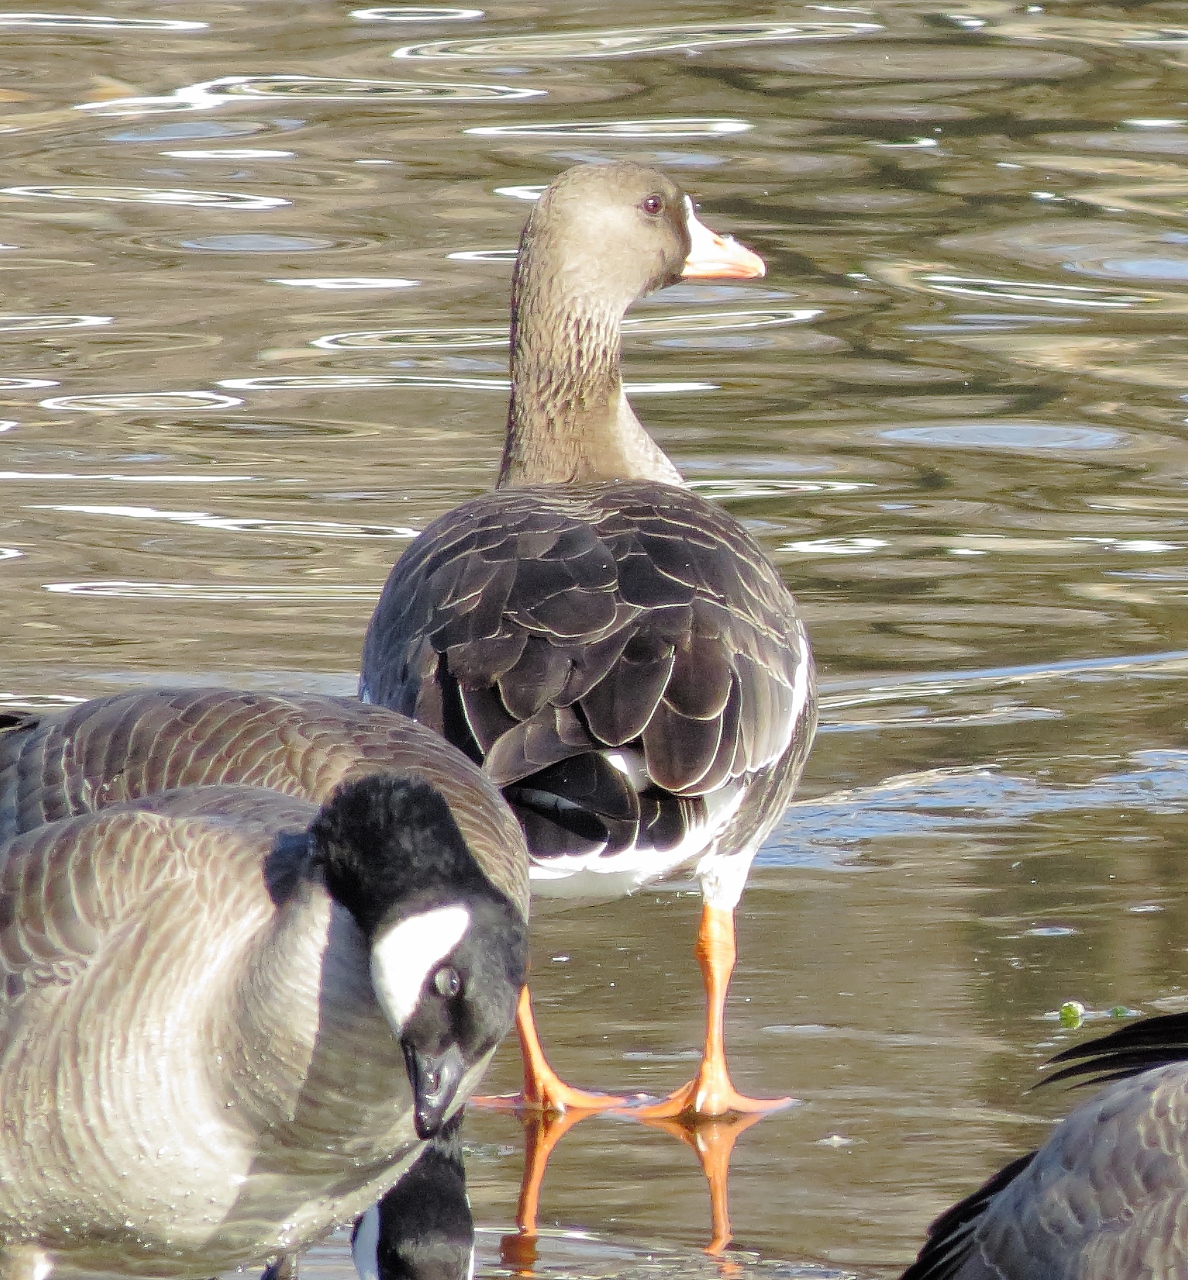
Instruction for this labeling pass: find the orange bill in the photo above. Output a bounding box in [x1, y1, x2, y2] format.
[681, 195, 766, 280]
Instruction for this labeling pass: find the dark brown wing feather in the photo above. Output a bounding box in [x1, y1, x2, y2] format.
[361, 482, 816, 861]
[0, 689, 528, 919]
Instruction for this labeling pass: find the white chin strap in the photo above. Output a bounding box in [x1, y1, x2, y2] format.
[370, 904, 471, 1031]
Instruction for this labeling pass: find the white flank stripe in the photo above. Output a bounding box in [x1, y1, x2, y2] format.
[788, 625, 814, 744]
[370, 904, 470, 1031]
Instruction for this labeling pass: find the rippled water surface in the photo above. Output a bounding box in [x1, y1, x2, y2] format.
[7, 1, 1188, 1276]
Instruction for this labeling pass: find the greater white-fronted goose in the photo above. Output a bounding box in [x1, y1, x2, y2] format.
[360, 161, 817, 1121]
[901, 1011, 1188, 1280]
[0, 691, 528, 1279]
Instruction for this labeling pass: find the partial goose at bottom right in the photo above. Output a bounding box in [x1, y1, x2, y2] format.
[901, 1010, 1188, 1280]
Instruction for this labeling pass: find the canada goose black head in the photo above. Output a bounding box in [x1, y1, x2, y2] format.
[312, 775, 528, 1138]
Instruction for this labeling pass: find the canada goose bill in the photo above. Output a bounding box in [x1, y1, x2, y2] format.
[359, 161, 817, 1149]
[900, 1010, 1188, 1280]
[0, 692, 530, 1278]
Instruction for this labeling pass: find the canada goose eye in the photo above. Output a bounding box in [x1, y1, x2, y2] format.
[433, 965, 462, 999]
[640, 192, 664, 217]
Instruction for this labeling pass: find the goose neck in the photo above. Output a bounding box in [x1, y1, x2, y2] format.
[497, 251, 682, 488]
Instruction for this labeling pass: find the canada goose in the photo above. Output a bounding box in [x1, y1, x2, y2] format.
[0, 777, 526, 1279]
[0, 696, 524, 1274]
[352, 1112, 474, 1280]
[360, 162, 817, 1120]
[900, 1011, 1188, 1279]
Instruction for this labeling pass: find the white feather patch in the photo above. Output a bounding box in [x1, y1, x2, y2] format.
[370, 904, 471, 1032]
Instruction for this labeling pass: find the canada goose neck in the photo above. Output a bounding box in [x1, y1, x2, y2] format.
[211, 883, 331, 1125]
[498, 240, 682, 488]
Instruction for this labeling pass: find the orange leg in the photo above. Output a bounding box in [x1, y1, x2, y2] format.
[641, 1111, 768, 1255]
[622, 904, 794, 1121]
[474, 987, 621, 1115]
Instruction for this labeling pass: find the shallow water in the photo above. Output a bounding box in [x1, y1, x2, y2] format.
[5, 0, 1188, 1276]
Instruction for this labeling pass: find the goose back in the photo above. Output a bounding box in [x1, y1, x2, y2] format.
[0, 687, 528, 918]
[360, 481, 815, 896]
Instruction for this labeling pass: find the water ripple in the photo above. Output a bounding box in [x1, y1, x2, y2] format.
[730, 42, 1088, 79]
[75, 74, 544, 116]
[446, 248, 516, 262]
[191, 73, 542, 101]
[984, 15, 1188, 50]
[878, 422, 1126, 451]
[40, 506, 418, 540]
[0, 472, 256, 484]
[871, 262, 1170, 311]
[314, 326, 506, 351]
[937, 219, 1188, 284]
[0, 315, 111, 331]
[352, 6, 483, 20]
[0, 377, 59, 387]
[219, 373, 507, 392]
[468, 117, 751, 139]
[1072, 183, 1188, 221]
[39, 392, 243, 412]
[943, 334, 1188, 389]
[691, 479, 875, 500]
[218, 373, 711, 394]
[393, 20, 882, 60]
[1, 185, 286, 210]
[273, 277, 419, 290]
[313, 308, 820, 351]
[161, 149, 297, 160]
[44, 581, 378, 601]
[0, 13, 207, 30]
[624, 307, 823, 334]
[772, 750, 1188, 863]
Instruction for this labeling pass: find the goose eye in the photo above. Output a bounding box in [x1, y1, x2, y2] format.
[640, 193, 664, 216]
[433, 965, 461, 999]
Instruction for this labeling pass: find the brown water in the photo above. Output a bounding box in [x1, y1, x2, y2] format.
[5, 1, 1188, 1276]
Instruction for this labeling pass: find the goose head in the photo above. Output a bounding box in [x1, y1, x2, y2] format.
[312, 775, 528, 1138]
[500, 162, 765, 488]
